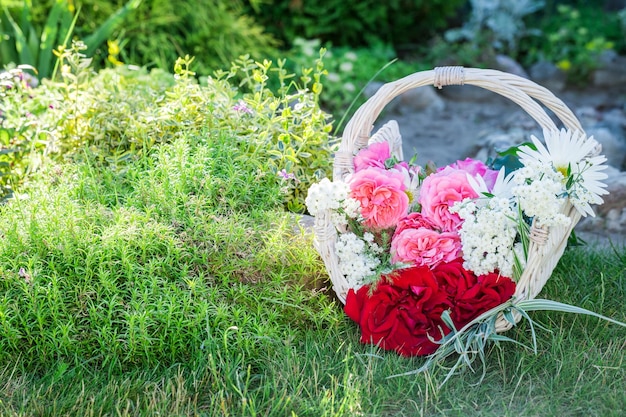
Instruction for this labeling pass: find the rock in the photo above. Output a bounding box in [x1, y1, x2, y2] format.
[592, 50, 626, 88]
[363, 81, 446, 115]
[575, 106, 602, 127]
[578, 167, 626, 235]
[585, 126, 626, 169]
[470, 128, 532, 161]
[437, 84, 496, 102]
[363, 81, 385, 100]
[529, 61, 567, 92]
[602, 108, 626, 132]
[495, 55, 529, 79]
[392, 86, 445, 115]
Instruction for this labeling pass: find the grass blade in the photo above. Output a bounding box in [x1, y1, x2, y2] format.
[334, 58, 399, 134]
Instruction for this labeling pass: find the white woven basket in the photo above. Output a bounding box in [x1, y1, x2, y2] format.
[313, 66, 591, 332]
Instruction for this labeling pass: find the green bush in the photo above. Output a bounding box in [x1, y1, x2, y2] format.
[21, 0, 279, 75]
[245, 0, 466, 51]
[519, 3, 626, 84]
[0, 43, 336, 211]
[0, 66, 44, 201]
[0, 130, 316, 369]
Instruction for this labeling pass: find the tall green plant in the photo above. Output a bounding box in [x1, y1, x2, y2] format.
[0, 0, 142, 80]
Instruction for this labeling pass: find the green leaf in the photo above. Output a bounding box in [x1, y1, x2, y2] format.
[2, 5, 35, 66]
[83, 0, 144, 56]
[38, 0, 69, 79]
[516, 299, 626, 328]
[503, 308, 516, 324]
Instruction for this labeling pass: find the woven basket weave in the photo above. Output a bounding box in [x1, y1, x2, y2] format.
[313, 66, 591, 333]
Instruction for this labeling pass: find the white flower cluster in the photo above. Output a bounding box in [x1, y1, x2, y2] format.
[305, 178, 360, 228]
[335, 232, 382, 289]
[512, 161, 570, 228]
[452, 197, 519, 276]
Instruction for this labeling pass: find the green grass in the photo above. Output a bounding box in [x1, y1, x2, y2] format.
[0, 130, 624, 416]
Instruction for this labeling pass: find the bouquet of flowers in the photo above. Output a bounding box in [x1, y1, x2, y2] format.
[304, 67, 626, 381]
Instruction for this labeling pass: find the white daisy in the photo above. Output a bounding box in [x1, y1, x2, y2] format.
[517, 128, 609, 217]
[467, 167, 516, 201]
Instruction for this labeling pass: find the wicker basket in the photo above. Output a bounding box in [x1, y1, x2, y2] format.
[313, 66, 593, 333]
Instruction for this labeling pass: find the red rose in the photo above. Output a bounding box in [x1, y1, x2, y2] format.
[432, 258, 477, 299]
[344, 266, 452, 356]
[432, 259, 516, 328]
[452, 272, 516, 327]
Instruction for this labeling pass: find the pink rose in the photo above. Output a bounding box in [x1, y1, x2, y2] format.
[419, 169, 479, 232]
[391, 227, 461, 268]
[349, 167, 409, 230]
[354, 142, 391, 172]
[439, 158, 499, 191]
[394, 212, 437, 235]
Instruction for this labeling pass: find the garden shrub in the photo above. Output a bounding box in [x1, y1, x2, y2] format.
[243, 0, 466, 51]
[0, 42, 336, 212]
[0, 130, 307, 369]
[20, 0, 279, 75]
[519, 3, 626, 84]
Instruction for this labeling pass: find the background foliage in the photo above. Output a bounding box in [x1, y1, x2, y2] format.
[243, 0, 467, 52]
[2, 0, 279, 76]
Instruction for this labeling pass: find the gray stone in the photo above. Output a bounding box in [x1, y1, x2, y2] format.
[363, 81, 384, 100]
[437, 84, 497, 102]
[471, 129, 529, 161]
[583, 167, 626, 235]
[586, 126, 626, 169]
[364, 82, 446, 115]
[495, 55, 529, 79]
[592, 50, 626, 88]
[529, 61, 567, 92]
[392, 86, 445, 115]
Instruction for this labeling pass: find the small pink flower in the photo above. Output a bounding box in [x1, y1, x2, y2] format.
[349, 167, 409, 230]
[277, 169, 296, 180]
[353, 142, 390, 172]
[439, 158, 499, 191]
[391, 227, 461, 268]
[419, 168, 478, 232]
[233, 100, 253, 114]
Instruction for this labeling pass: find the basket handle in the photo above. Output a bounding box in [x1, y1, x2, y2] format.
[335, 66, 583, 182]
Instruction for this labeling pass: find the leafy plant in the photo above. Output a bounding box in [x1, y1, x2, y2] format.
[444, 0, 545, 56]
[519, 4, 624, 84]
[0, 65, 45, 201]
[215, 52, 337, 212]
[245, 0, 465, 51]
[0, 43, 336, 210]
[63, 0, 279, 75]
[0, 0, 142, 80]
